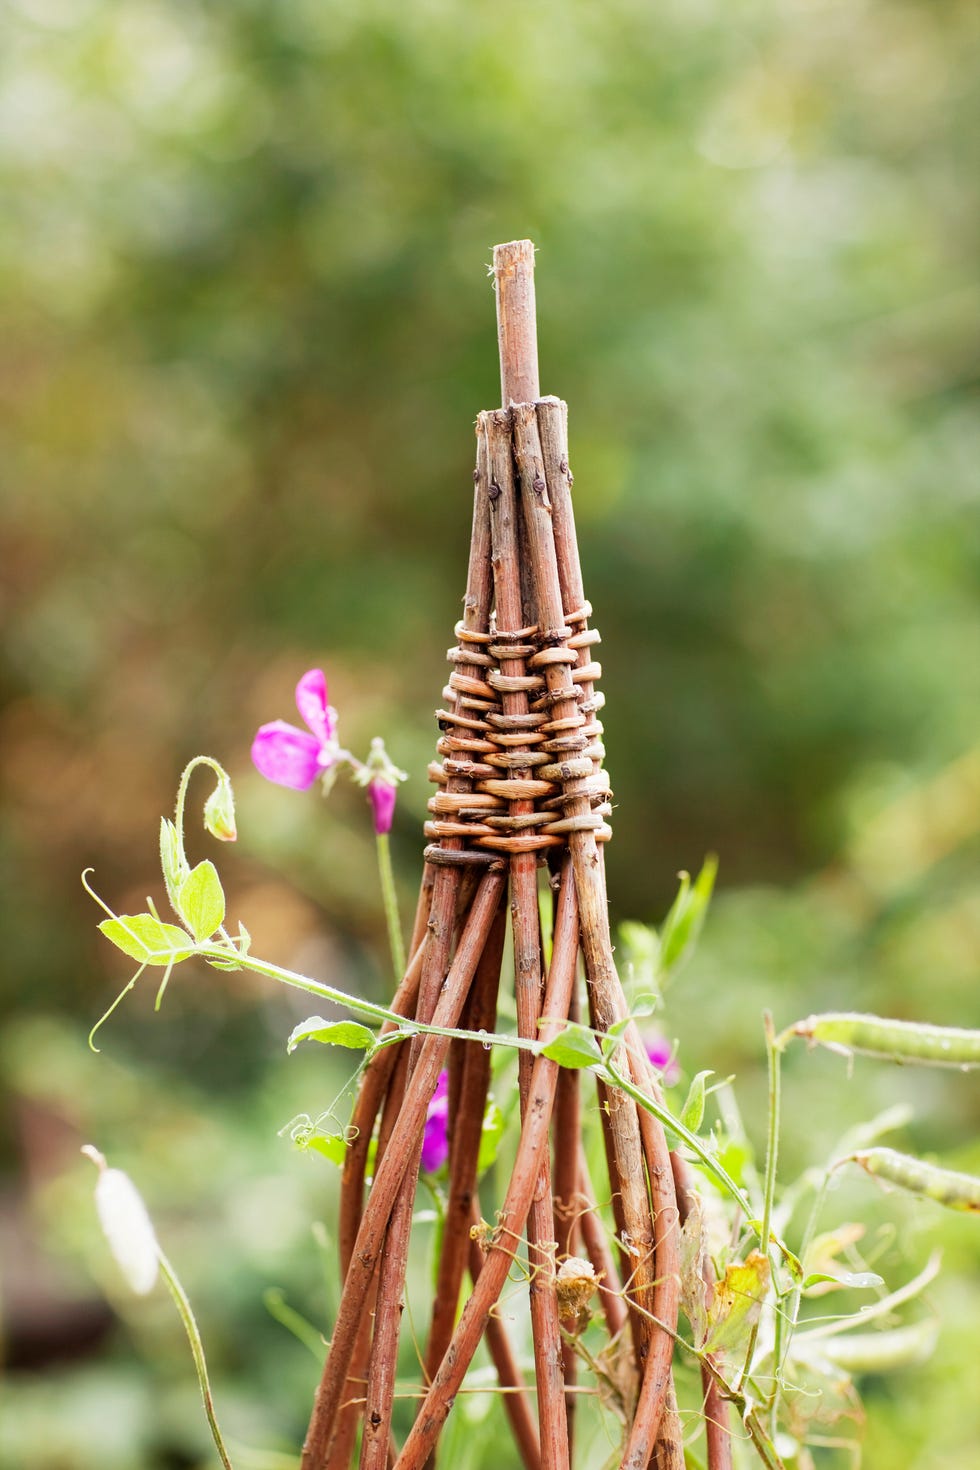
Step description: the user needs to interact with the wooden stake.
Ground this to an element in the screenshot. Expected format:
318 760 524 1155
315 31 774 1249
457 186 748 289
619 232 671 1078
425 893 507 1379
494 240 540 406
483 403 568 1470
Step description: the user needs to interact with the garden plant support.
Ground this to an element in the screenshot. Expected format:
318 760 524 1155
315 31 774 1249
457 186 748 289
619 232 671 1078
299 240 707 1470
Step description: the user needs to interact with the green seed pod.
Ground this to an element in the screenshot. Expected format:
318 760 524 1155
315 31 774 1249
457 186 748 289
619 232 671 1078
815 1318 939 1374
789 1012 980 1069
852 1148 980 1214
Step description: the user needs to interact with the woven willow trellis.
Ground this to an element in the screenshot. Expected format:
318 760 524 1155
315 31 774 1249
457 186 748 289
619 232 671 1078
300 242 729 1470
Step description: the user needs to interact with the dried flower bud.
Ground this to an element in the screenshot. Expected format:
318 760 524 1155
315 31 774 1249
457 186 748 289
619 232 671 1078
469 1218 497 1254
82 1145 159 1296
555 1255 600 1336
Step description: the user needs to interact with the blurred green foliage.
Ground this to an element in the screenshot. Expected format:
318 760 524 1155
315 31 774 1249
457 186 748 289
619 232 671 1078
1 0 977 1464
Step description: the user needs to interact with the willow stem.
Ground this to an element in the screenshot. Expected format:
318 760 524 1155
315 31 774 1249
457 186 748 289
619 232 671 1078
375 832 406 983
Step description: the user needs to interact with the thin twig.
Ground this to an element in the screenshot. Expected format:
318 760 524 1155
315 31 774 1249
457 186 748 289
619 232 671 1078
493 240 540 406
469 1199 542 1470
485 406 569 1470
425 892 507 1377
671 1153 732 1470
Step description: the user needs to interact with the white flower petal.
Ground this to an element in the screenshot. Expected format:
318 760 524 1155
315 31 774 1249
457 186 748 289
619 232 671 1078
95 1167 160 1296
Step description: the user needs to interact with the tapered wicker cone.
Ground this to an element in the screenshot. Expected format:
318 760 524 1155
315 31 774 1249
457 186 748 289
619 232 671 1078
299 242 726 1470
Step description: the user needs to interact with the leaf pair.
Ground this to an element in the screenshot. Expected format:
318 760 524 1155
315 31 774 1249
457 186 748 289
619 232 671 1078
161 816 226 941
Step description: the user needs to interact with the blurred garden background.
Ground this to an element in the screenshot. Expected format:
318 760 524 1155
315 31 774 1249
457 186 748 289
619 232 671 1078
1 0 978 1465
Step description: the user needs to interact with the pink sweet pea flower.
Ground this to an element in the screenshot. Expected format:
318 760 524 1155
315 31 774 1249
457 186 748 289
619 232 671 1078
644 1032 681 1088
421 1070 450 1173
357 736 408 835
252 670 340 790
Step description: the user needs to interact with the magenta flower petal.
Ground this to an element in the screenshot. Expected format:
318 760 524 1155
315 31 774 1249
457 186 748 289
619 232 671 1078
421 1070 450 1173
368 778 398 836
295 669 336 745
644 1033 681 1088
251 721 324 790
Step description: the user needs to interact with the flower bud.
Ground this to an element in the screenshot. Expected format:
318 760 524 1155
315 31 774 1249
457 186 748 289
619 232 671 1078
203 771 237 842
83 1146 159 1296
368 779 398 836
355 737 407 836
644 1031 681 1087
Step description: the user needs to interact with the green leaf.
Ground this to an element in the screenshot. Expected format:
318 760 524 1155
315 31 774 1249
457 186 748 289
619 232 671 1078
779 1242 805 1284
713 1136 753 1190
429 1194 447 1295
701 1249 771 1356
476 1098 505 1174
304 1133 349 1166
803 1269 884 1292
540 1021 602 1070
680 1070 712 1134
159 818 188 913
618 921 662 1003
262 1289 326 1362
287 1016 378 1055
659 855 718 977
177 860 225 942
600 1017 631 1060
98 914 196 966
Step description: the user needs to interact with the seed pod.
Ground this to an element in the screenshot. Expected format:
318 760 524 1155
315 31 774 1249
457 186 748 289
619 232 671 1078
852 1148 980 1214
789 1012 980 1069
815 1318 939 1373
555 1255 600 1335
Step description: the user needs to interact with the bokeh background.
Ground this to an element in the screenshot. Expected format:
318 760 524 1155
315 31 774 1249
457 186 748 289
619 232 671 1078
1 0 978 1465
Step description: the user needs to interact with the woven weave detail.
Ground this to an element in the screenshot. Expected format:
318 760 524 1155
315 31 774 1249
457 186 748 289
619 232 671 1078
425 601 611 858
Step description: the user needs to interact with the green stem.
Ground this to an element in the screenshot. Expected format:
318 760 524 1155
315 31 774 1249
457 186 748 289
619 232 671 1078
158 1249 234 1470
769 1167 831 1429
174 756 226 863
603 1058 753 1217
197 944 540 1057
739 1011 781 1392
375 833 406 983
620 1293 787 1470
